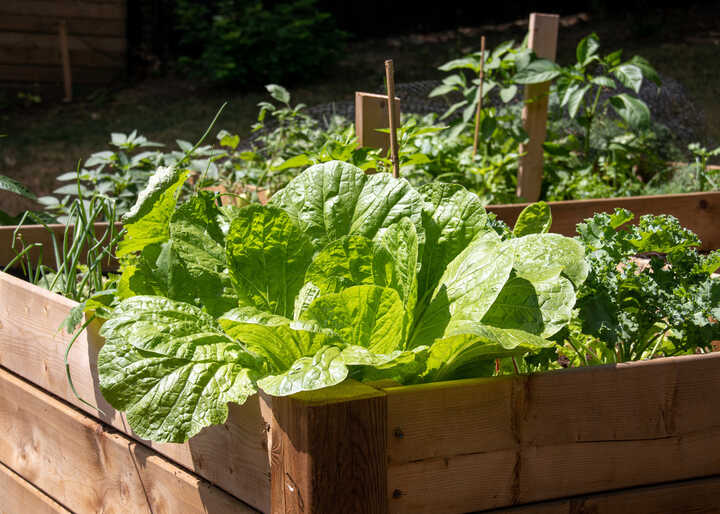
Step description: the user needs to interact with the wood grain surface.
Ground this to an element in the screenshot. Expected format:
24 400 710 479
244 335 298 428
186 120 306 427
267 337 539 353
0 367 258 514
0 271 271 512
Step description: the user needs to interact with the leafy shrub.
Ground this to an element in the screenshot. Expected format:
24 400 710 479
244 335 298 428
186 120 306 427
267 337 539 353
175 0 348 86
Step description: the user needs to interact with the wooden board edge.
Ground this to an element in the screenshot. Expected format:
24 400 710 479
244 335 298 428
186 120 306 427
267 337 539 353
481 473 720 513
0 366 261 514
0 460 71 514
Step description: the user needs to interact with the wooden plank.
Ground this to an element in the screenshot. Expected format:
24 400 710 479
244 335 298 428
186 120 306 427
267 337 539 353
0 15 125 37
485 474 720 513
0 63 122 84
270 381 388 513
0 222 122 269
0 272 271 512
0 32 126 54
59 21 72 102
0 367 258 514
356 92 401 156
487 191 720 251
516 13 559 202
0 46 123 68
384 353 720 513
0 460 70 514
0 1 125 20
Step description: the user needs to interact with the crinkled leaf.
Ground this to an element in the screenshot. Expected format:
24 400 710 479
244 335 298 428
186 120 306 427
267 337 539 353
423 322 553 382
226 204 313 317
302 285 407 354
169 192 236 316
118 167 190 257
510 233 589 288
98 296 258 442
293 282 321 320
219 307 338 374
418 182 491 302
270 161 425 253
513 202 552 237
410 233 514 347
257 346 347 396
482 274 576 338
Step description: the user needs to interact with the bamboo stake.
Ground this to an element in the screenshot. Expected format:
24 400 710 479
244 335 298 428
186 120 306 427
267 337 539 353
58 20 72 102
472 36 486 158
385 59 400 178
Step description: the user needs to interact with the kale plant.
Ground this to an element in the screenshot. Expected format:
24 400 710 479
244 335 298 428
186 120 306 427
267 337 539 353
570 209 720 363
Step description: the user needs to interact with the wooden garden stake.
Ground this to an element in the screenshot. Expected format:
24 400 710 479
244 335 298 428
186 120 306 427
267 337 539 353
58 20 72 102
385 59 400 178
516 13 559 201
472 36 486 158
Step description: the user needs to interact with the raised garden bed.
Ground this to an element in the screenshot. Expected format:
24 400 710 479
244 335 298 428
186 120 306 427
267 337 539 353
2 269 720 513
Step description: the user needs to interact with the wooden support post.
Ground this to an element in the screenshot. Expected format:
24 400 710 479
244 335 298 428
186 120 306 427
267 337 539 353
516 13 559 202
58 20 72 102
385 59 400 178
270 381 388 514
472 36 486 158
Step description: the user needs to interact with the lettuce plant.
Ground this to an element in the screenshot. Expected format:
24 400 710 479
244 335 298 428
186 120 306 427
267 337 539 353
98 161 586 442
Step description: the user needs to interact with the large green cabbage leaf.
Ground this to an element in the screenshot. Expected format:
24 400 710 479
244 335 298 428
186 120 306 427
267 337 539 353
99 160 588 443
98 296 259 442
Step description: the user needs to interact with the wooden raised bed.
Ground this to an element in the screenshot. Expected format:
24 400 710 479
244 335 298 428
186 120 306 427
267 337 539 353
2 269 720 513
487 190 720 251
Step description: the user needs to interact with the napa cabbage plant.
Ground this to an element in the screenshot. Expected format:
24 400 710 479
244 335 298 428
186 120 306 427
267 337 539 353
98 161 587 442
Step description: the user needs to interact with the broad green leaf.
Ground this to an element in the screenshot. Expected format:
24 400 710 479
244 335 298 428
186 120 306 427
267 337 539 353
98 296 258 442
610 94 650 130
118 167 190 257
258 345 347 396
590 76 616 89
168 192 236 316
410 234 514 347
513 202 552 237
423 322 552 382
438 57 479 72
304 235 386 295
429 83 457 98
270 161 425 252
510 233 589 288
0 174 36 201
576 33 600 66
293 282 321 320
219 307 337 374
226 204 314 317
567 84 591 119
377 218 419 313
266 84 290 103
482 274 576 338
513 59 562 84
629 55 661 86
499 85 518 103
418 183 492 302
613 64 643 93
342 345 428 383
272 154 312 171
302 285 407 354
